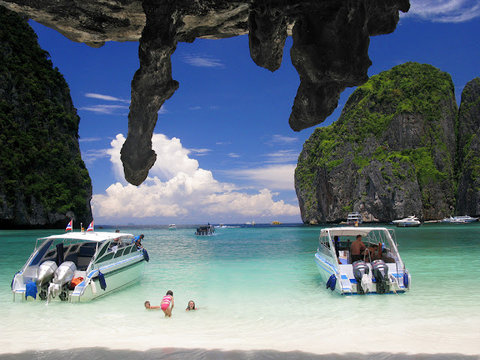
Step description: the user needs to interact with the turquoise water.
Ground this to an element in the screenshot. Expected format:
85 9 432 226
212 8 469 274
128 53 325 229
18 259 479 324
1 224 480 358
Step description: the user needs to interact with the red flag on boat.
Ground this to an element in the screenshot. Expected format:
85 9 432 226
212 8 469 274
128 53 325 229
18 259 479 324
86 221 94 232
65 220 73 232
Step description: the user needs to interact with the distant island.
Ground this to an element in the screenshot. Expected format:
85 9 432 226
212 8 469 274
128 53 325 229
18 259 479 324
295 62 480 224
0 7 92 229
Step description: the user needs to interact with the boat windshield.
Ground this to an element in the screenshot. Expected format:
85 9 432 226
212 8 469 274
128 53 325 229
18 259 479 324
319 227 402 266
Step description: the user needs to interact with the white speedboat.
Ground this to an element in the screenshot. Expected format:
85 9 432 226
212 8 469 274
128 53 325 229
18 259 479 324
168 224 176 230
442 215 478 224
392 215 421 227
453 215 478 223
11 231 149 302
314 227 410 295
346 212 363 225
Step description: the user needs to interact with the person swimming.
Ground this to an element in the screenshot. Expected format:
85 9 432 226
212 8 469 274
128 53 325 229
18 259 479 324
185 300 196 311
144 300 160 310
160 290 174 317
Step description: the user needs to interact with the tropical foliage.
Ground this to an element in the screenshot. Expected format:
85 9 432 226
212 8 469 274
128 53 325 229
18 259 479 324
0 6 92 227
296 62 458 221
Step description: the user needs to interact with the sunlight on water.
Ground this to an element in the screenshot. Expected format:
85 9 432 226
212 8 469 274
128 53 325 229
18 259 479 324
1 224 479 356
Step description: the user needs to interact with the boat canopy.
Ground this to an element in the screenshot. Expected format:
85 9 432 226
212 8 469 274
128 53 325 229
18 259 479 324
321 227 390 237
38 232 134 243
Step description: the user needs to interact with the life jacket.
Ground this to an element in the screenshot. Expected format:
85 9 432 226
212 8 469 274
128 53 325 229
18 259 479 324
69 277 84 290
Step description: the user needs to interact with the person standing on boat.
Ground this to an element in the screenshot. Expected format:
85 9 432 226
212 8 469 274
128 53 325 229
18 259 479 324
133 234 144 249
350 235 366 263
161 290 174 317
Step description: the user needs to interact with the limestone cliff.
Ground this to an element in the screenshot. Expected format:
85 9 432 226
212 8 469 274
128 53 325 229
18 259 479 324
0 0 409 185
295 62 458 223
456 78 480 216
0 7 93 229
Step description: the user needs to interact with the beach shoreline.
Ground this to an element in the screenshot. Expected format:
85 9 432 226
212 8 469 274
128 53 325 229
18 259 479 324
0 347 479 360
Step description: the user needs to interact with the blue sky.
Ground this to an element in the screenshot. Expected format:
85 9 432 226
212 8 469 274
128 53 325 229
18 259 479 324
29 0 480 225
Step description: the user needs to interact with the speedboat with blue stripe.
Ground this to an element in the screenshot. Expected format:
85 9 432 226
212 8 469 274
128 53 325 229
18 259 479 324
11 231 149 302
315 227 410 295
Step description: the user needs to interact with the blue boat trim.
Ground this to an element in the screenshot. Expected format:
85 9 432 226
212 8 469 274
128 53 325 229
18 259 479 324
314 257 335 276
87 253 143 279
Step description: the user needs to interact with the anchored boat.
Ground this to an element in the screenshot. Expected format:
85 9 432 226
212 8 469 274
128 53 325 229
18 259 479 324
441 215 478 224
195 224 215 236
11 231 149 302
392 215 421 227
346 212 363 226
315 227 410 295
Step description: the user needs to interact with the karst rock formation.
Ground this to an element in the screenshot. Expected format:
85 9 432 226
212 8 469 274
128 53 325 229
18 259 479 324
0 0 410 185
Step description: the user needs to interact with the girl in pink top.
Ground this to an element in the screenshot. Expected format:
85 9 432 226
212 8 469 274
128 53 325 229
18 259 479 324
160 290 174 317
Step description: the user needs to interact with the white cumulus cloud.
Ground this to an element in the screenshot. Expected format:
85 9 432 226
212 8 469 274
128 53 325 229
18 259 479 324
404 0 480 22
92 134 299 222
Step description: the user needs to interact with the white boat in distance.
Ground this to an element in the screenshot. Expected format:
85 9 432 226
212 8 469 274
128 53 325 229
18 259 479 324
11 231 149 302
314 227 410 295
441 215 478 224
346 212 363 225
168 224 176 230
392 215 421 227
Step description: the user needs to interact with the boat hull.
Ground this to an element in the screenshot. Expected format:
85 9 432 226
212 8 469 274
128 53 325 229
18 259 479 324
70 258 145 302
396 222 421 227
315 253 410 295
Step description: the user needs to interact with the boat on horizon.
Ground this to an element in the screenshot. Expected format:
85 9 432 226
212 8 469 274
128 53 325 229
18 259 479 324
392 215 421 227
195 224 215 236
168 224 176 230
11 231 149 302
346 212 363 226
314 227 410 295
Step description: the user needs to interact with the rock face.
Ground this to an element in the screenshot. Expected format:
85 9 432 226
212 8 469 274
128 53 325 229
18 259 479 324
295 63 458 223
0 0 409 185
0 7 93 229
456 78 480 216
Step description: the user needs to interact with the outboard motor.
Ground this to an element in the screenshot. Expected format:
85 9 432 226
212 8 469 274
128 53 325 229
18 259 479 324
372 259 389 294
36 261 58 300
353 260 371 294
47 261 76 302
37 261 58 286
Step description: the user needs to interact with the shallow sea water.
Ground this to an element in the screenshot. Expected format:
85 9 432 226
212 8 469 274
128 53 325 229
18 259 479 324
0 224 479 359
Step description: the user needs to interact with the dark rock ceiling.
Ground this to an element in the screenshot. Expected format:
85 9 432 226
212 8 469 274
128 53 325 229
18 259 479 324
0 0 410 185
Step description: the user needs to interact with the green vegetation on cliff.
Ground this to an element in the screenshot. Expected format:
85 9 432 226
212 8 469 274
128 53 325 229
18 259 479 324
0 7 92 227
295 62 457 223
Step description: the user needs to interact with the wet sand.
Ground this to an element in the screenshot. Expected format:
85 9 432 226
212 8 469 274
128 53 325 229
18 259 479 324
1 348 478 360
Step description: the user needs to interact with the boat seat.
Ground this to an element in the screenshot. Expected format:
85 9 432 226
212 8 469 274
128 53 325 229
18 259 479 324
76 256 92 270
79 245 96 257
64 253 78 263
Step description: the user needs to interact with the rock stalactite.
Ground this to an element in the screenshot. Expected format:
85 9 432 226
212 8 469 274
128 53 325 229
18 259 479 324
0 0 410 185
